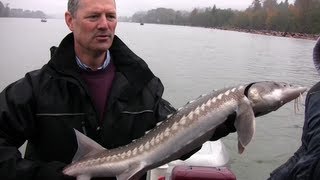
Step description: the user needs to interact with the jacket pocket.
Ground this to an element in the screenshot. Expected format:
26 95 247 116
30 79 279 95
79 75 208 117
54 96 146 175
36 113 90 135
28 113 94 162
121 110 154 115
116 109 156 141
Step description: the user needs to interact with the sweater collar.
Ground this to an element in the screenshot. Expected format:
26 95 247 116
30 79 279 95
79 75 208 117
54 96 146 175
76 50 111 71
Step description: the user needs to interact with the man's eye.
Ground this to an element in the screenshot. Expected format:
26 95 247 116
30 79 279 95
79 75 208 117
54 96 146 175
88 15 99 20
107 15 116 21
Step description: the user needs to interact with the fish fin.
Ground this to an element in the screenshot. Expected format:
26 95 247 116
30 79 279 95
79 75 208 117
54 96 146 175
77 174 91 180
167 113 174 119
156 121 163 126
116 162 146 180
234 98 256 154
238 140 245 154
73 128 105 162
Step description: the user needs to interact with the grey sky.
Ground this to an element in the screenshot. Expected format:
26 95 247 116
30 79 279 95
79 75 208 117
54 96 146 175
2 0 293 17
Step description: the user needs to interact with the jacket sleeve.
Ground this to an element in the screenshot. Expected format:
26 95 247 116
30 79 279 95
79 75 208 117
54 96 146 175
268 89 320 180
288 90 320 179
0 76 73 180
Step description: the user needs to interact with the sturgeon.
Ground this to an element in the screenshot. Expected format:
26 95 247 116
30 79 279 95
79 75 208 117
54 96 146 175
63 81 307 180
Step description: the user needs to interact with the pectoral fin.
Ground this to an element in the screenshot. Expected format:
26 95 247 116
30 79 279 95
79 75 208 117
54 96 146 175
77 175 91 180
234 98 256 154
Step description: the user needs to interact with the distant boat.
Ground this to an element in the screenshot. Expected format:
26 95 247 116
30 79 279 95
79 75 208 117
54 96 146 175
41 18 47 22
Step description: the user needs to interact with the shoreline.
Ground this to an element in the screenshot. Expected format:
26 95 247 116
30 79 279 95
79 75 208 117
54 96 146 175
216 27 319 41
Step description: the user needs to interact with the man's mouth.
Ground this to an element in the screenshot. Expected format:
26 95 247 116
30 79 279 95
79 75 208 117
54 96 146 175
95 34 111 41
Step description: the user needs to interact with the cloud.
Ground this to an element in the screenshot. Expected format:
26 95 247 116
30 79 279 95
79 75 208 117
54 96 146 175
116 0 253 16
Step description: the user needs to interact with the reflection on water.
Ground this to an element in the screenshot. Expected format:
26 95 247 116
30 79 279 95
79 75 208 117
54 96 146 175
0 18 318 180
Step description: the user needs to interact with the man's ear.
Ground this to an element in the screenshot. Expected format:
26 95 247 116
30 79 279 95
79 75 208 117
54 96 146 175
65 11 74 31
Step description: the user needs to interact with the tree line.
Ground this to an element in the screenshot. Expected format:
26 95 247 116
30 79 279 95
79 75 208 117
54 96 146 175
129 0 320 35
0 1 46 18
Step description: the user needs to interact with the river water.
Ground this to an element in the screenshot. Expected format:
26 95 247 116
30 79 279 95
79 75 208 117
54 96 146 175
0 18 319 180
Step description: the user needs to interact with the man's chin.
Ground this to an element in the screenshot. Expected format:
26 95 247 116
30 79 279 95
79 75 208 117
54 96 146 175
93 44 112 52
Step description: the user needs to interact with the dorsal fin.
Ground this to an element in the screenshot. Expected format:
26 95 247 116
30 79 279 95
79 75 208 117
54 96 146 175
72 129 105 162
156 121 163 126
166 114 173 119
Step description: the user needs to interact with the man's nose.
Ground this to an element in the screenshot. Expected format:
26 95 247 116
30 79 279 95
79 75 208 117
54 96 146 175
97 16 109 30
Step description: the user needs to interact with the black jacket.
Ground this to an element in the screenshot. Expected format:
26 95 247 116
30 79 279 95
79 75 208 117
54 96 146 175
0 33 177 180
268 82 320 180
0 33 234 180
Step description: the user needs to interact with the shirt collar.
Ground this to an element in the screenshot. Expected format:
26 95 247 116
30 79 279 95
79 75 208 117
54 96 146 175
76 50 111 71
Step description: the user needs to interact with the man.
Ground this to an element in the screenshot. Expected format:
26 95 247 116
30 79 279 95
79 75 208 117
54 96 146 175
268 38 320 180
0 0 235 179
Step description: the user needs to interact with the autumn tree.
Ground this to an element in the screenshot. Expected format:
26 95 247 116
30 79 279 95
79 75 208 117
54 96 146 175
251 0 262 11
129 0 320 34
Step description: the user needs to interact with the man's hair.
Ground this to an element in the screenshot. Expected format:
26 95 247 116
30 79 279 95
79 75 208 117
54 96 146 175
68 0 116 17
68 0 80 17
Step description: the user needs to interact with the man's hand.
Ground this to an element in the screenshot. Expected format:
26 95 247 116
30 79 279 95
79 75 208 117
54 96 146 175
36 161 75 180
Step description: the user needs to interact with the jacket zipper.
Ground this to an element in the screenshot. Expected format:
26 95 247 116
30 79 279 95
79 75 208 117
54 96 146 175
47 70 100 125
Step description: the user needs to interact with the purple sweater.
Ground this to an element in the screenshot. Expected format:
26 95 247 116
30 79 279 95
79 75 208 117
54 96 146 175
80 62 116 122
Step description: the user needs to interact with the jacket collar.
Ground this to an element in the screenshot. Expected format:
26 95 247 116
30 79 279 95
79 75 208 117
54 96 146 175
48 33 155 91
110 35 155 91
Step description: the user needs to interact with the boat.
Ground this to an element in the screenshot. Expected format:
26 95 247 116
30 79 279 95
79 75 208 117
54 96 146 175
41 18 47 22
147 140 236 180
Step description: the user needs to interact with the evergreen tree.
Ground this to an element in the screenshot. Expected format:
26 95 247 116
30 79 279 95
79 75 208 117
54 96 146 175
0 1 4 17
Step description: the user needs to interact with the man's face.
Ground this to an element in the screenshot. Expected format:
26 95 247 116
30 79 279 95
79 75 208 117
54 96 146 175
65 0 117 54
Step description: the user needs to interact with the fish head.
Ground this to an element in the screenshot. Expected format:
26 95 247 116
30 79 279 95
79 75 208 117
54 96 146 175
246 81 307 117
